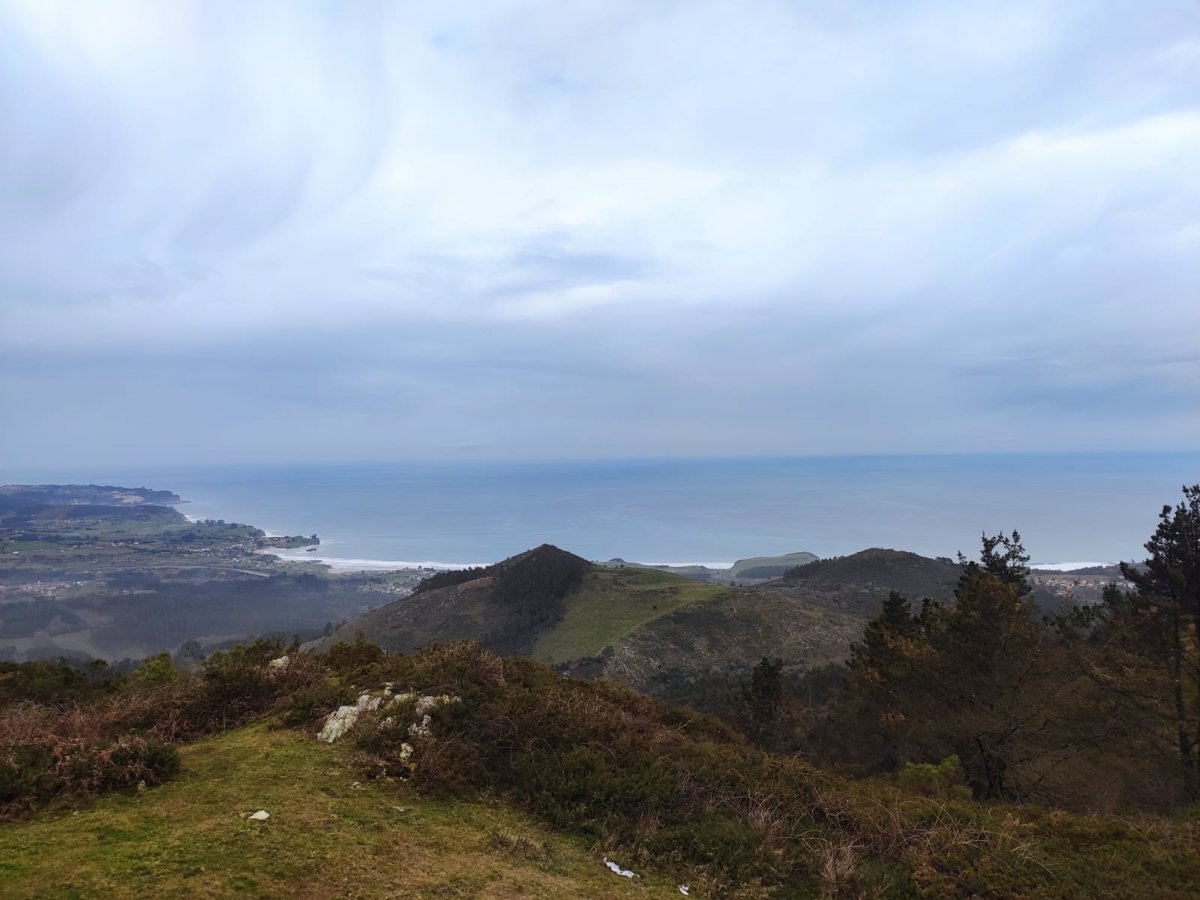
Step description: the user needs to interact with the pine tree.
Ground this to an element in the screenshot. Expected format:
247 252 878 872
1106 485 1200 800
736 657 786 750
838 533 1080 800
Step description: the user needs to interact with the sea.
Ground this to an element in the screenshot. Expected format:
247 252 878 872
4 453 1196 569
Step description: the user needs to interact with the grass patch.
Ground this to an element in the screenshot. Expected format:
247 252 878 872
0 722 683 899
533 568 727 664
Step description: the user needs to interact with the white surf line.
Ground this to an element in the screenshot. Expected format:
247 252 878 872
268 551 486 570
1030 561 1116 571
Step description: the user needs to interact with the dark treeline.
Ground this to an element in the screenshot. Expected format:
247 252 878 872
415 566 491 592
412 545 589 656
488 545 589 655
736 485 1200 812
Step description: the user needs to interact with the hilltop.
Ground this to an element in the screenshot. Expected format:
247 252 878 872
763 548 963 616
323 543 590 657
764 548 1131 617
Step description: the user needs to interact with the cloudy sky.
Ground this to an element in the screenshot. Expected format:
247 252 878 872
1 0 1197 467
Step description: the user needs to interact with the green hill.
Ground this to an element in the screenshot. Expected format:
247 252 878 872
765 547 963 616
598 550 819 584
532 566 726 664
330 550 866 707
728 551 819 579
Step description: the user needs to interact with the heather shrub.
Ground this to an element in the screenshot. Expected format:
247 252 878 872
346 641 830 888
0 638 324 817
897 755 971 800
339 640 1174 896
320 635 386 679
125 652 179 686
0 659 110 706
279 675 357 731
185 638 324 734
0 725 179 818
191 639 288 730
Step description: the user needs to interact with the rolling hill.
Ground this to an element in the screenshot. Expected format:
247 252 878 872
598 550 819 584
324 545 866 706
763 547 964 616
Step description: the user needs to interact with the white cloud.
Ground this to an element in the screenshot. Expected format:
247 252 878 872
1 0 1197 464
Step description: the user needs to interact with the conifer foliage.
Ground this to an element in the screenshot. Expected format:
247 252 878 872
834 532 1081 801
1093 485 1200 801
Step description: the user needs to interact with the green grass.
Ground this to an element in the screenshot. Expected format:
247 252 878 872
533 568 727 664
0 722 684 899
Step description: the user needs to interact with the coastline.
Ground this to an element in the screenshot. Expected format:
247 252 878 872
265 550 1120 576
1029 561 1114 571
259 548 747 573
261 549 484 573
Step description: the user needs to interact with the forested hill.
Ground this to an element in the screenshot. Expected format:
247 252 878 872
764 547 963 615
324 544 591 657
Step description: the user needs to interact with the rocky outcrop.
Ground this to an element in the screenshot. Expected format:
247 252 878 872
317 686 460 744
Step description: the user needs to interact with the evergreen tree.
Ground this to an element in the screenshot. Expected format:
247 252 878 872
1100 485 1200 800
736 657 786 750
836 533 1082 800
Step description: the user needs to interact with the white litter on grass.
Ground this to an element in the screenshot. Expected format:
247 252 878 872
248 810 270 821
603 857 635 879
679 886 691 896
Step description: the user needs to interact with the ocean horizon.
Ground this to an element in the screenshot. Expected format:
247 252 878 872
3 452 1196 568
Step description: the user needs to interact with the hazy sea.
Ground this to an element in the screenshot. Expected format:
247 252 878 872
5 453 1196 568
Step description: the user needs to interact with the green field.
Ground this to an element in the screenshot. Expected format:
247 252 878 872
0 723 681 899
533 567 727 664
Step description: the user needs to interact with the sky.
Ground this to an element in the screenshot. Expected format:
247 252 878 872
1 0 1198 468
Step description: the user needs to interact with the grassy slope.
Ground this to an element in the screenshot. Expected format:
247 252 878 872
728 552 817 577
533 567 727 664
0 723 681 899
